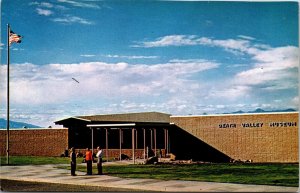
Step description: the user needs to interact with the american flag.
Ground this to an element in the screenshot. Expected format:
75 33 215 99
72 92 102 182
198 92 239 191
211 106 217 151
9 30 22 45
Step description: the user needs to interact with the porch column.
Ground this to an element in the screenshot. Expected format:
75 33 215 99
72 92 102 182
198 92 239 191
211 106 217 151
150 129 153 149
90 127 93 153
119 128 122 161
164 128 167 157
132 128 135 164
164 128 166 150
166 128 169 154
135 129 138 149
143 128 146 160
154 128 157 157
105 128 108 162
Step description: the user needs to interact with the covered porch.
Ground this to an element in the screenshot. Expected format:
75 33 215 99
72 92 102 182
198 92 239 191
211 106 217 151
87 122 171 163
54 112 172 163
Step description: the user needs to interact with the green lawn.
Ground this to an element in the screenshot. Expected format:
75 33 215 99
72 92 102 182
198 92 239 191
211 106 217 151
71 163 298 187
1 156 298 187
0 156 70 165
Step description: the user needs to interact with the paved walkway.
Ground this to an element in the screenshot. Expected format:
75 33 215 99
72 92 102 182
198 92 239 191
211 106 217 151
0 162 298 192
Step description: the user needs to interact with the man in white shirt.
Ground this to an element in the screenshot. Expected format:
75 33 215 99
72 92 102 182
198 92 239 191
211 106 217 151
96 146 103 175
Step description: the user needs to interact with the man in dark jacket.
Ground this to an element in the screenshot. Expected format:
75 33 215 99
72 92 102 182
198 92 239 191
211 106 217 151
70 147 76 176
96 146 103 175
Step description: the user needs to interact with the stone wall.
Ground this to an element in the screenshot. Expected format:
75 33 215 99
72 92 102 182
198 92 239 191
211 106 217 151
0 129 68 157
170 112 298 163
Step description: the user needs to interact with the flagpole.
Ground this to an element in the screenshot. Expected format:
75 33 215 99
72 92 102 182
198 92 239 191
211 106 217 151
7 23 10 165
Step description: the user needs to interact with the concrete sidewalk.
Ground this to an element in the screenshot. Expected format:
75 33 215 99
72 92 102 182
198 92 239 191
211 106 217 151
0 164 298 192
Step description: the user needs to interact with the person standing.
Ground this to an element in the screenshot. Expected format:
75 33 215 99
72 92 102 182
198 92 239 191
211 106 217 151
96 146 103 175
85 148 93 175
70 147 76 176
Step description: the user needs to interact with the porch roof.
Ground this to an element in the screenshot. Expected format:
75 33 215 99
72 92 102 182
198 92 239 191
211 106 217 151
55 112 171 126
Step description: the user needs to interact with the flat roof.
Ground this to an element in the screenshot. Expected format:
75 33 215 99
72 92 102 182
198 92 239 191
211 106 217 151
55 111 298 126
55 112 170 125
55 116 91 123
79 112 170 123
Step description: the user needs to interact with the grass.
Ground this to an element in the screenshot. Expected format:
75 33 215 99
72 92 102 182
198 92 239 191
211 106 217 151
1 156 298 187
0 156 114 165
0 156 70 165
68 163 299 187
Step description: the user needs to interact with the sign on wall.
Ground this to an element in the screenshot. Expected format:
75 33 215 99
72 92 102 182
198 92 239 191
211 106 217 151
218 122 297 129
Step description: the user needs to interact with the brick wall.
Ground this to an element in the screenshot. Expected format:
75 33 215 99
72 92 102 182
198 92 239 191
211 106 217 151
171 112 299 163
0 129 68 157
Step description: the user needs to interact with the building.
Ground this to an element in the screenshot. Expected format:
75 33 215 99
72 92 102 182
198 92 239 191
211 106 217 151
171 112 298 163
0 111 298 163
54 112 171 161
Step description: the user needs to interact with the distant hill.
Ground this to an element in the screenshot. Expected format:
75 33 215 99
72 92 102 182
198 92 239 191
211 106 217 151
0 118 41 129
226 108 297 114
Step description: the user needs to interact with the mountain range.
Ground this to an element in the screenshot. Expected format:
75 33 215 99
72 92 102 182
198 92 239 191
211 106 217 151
0 118 41 129
227 108 297 114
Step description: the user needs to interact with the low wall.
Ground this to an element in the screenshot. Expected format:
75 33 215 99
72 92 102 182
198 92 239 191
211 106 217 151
75 148 166 159
0 129 68 157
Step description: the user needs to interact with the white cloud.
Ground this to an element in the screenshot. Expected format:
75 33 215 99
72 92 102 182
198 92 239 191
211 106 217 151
132 35 199 47
30 1 68 10
52 15 94 25
253 46 298 65
208 85 251 100
104 54 158 59
212 45 298 100
210 38 253 55
36 8 53 16
31 2 54 15
55 5 69 10
12 48 25 51
0 60 218 106
234 46 298 89
29 2 39 6
30 1 69 17
0 55 296 126
133 35 261 55
57 0 101 9
1 58 219 126
40 2 54 8
30 0 94 24
238 35 255 40
138 35 298 97
80 54 96 57
107 99 196 116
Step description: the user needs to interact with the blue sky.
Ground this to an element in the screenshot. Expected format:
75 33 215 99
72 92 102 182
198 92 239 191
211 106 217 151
0 0 299 127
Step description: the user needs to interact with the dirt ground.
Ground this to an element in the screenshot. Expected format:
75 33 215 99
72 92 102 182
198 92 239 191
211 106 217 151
0 179 144 192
